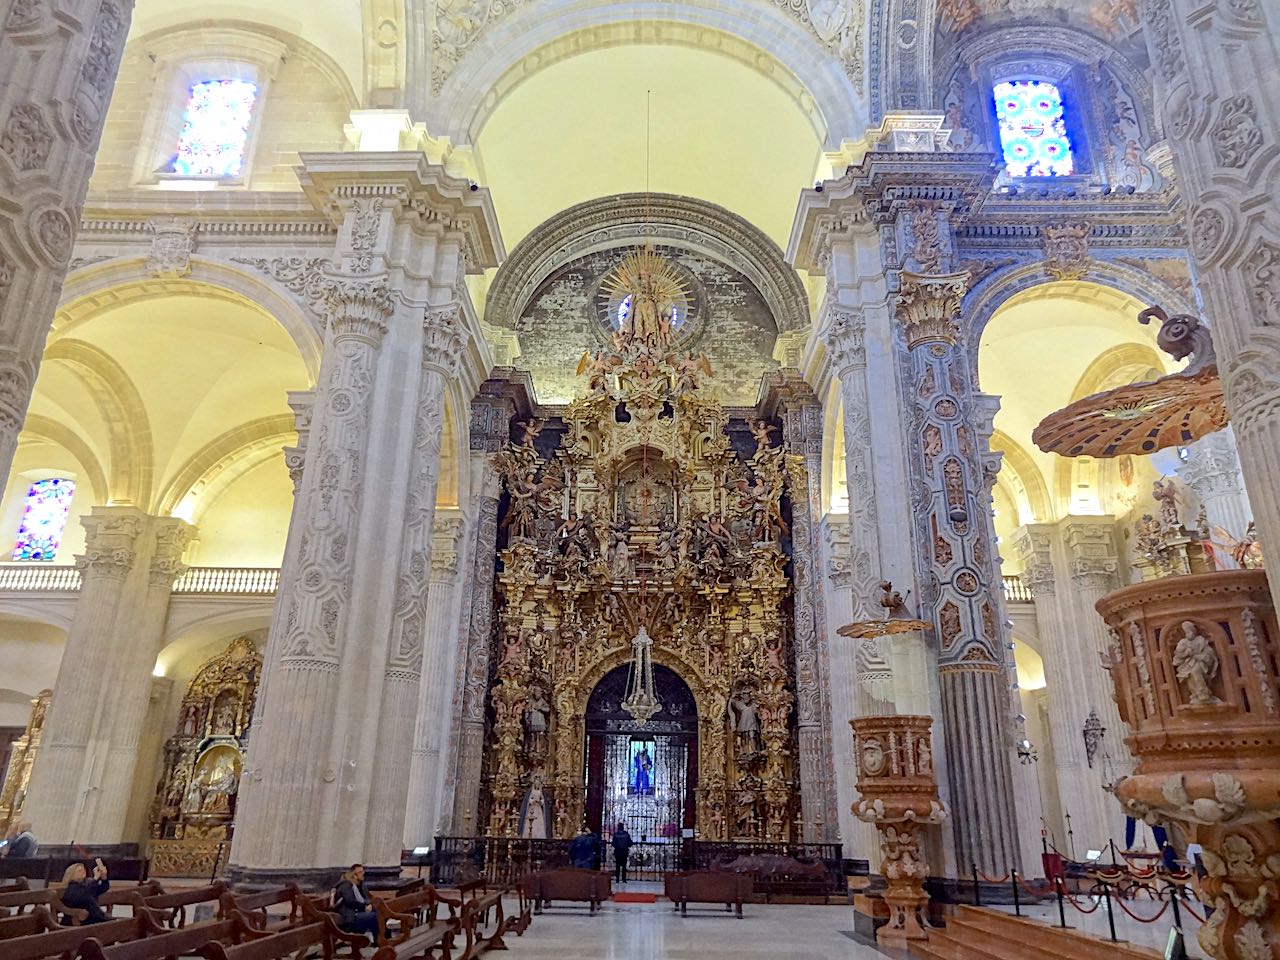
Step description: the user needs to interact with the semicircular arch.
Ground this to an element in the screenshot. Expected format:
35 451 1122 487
423 5 862 148
989 428 1051 524
157 414 297 520
56 259 323 381
487 193 810 333
18 415 111 506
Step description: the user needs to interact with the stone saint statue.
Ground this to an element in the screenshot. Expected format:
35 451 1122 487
519 774 550 839
1172 620 1220 706
727 692 761 753
525 689 550 755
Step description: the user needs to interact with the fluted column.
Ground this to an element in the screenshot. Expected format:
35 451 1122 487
0 0 134 485
23 508 192 842
1138 0 1280 616
1179 426 1253 560
363 307 466 864
449 390 514 834
402 512 466 849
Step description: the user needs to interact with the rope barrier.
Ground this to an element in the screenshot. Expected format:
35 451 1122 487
1061 889 1103 914
1113 895 1171 923
1179 898 1207 924
977 869 1011 884
1017 876 1055 898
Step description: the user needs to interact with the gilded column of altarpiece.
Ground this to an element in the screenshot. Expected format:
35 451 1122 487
476 308 808 842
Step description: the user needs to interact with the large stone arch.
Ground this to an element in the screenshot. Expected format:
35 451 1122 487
42 339 154 509
156 414 297 520
417 1 865 148
989 428 1051 524
486 193 810 333
18 415 110 506
55 259 324 381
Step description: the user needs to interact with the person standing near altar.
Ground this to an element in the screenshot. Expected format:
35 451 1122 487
611 822 633 884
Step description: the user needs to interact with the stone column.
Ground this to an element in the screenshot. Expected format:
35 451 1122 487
1180 426 1254 561
362 306 466 865
899 271 1020 874
229 154 502 883
448 388 515 834
402 512 466 849
0 0 134 485
1138 1 1280 617
1012 524 1117 857
23 507 192 842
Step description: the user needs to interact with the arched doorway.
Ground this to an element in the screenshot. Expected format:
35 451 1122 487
584 664 697 877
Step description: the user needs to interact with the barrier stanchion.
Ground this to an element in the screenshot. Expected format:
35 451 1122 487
1011 868 1021 917
1102 882 1119 942
972 863 981 907
1168 882 1183 931
1054 877 1068 929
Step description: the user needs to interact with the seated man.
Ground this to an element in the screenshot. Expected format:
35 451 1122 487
0 821 37 858
335 864 379 939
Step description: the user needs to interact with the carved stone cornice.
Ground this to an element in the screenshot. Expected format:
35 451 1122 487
489 193 809 333
894 271 968 348
469 371 534 453
422 304 466 375
296 153 504 272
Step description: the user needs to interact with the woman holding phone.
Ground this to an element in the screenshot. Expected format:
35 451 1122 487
61 858 110 923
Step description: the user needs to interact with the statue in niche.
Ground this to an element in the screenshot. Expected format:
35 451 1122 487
525 688 551 757
519 773 551 839
179 705 200 739
1172 621 1220 706
209 691 237 736
608 523 634 581
727 691 761 755
503 471 559 541
1152 477 1181 527
748 419 779 457
736 472 788 543
652 533 676 575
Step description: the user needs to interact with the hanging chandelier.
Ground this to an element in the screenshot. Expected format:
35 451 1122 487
622 623 661 724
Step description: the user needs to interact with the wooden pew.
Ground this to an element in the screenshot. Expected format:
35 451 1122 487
3 908 165 960
96 881 165 919
76 916 242 960
197 920 329 960
454 879 516 956
218 885 305 932
0 904 64 940
526 868 610 916
664 870 752 918
0 886 88 923
0 876 29 917
141 881 225 928
299 895 382 958
369 884 458 959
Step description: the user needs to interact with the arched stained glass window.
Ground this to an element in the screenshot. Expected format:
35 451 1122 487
12 478 75 562
993 80 1075 178
172 79 258 178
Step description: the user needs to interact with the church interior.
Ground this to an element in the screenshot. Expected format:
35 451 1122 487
0 1 1278 958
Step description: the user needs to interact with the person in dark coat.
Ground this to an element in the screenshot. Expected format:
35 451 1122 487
611 822 633 884
568 828 597 869
334 864 379 938
61 860 110 924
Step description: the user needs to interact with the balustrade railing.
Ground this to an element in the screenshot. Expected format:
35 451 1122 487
0 564 280 596
1002 574 1033 603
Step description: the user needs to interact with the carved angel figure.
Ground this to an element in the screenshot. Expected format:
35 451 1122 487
502 471 559 541
670 352 712 396
1172 621 1220 706
748 419 779 455
516 418 546 448
1152 477 1181 528
576 349 621 394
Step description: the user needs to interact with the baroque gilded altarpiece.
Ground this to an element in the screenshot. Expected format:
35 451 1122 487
477 260 818 842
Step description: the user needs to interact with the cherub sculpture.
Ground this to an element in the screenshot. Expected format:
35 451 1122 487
670 352 713 396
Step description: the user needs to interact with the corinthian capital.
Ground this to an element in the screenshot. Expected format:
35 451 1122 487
822 309 867 373
422 304 467 375
324 277 393 344
894 271 968 349
77 507 146 580
149 518 195 587
0 349 34 436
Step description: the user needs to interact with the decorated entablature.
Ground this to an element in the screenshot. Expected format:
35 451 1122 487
147 636 262 877
481 246 804 842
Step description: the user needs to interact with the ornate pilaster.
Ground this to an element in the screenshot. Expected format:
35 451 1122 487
1180 427 1254 561
362 307 465 864
766 376 840 842
24 509 192 842
449 386 518 834
1138 0 1280 617
283 390 316 496
0 0 134 486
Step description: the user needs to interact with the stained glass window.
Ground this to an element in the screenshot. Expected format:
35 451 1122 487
172 79 258 178
993 80 1075 178
12 478 75 562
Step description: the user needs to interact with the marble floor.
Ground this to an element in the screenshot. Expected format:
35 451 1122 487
507 897 895 960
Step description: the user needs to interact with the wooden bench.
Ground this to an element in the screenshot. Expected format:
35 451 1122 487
368 886 457 960
526 868 610 916
197 920 330 960
76 916 242 960
0 904 66 940
218 885 305 933
0 886 88 924
0 876 29 916
664 871 752 918
3 909 165 960
141 881 225 928
95 881 165 919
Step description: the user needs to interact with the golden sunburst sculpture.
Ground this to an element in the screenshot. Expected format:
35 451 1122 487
600 246 691 353
1032 306 1227 458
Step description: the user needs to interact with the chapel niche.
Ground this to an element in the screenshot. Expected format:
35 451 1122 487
147 636 262 877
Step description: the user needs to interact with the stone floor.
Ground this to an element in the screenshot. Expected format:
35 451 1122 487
509 895 895 960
